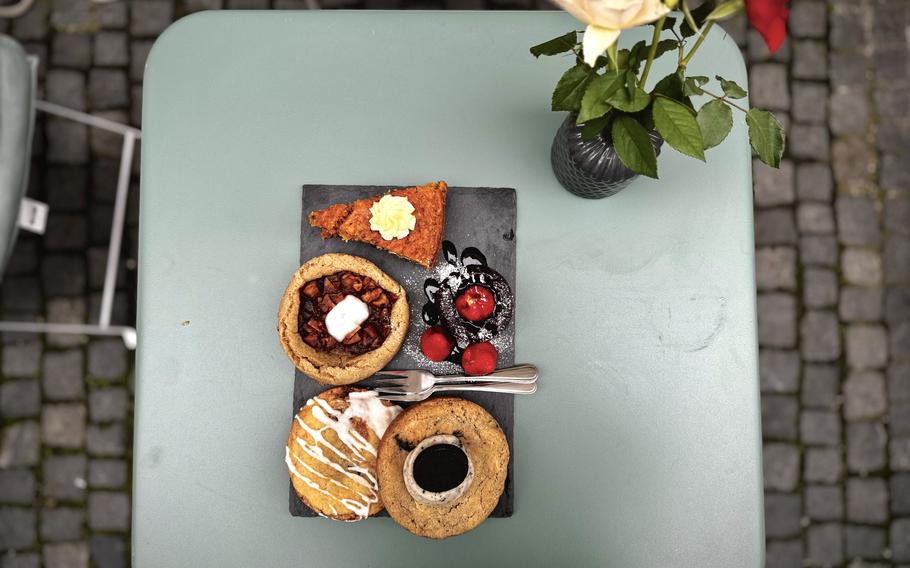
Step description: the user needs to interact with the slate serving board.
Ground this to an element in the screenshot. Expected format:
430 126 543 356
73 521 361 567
290 184 517 519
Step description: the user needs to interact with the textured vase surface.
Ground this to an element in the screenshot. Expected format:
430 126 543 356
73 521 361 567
551 113 664 199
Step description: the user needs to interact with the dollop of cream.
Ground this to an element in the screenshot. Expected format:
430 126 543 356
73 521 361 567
347 391 402 437
369 195 416 241
325 295 370 342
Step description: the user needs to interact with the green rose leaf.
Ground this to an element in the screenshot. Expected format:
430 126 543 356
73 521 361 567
681 0 716 37
653 97 706 160
577 71 624 123
612 115 658 178
608 80 651 112
648 15 678 30
654 39 679 59
706 0 744 21
530 31 578 57
715 75 748 99
552 65 594 112
746 108 785 167
580 115 611 142
683 75 709 96
696 99 733 149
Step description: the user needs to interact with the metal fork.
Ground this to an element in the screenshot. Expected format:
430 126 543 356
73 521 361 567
376 381 538 402
368 364 538 393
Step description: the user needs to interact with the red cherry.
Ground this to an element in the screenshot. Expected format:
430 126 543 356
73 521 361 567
461 342 498 376
420 327 454 362
454 286 496 322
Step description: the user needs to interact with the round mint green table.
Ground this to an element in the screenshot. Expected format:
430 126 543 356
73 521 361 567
135 11 763 567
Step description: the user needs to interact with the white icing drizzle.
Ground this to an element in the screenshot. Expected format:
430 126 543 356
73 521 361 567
285 391 401 520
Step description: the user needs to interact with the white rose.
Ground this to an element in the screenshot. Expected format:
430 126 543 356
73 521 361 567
552 0 671 67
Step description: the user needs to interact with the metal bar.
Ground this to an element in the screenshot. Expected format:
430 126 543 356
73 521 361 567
35 100 142 138
0 0 36 18
98 131 136 328
0 321 129 337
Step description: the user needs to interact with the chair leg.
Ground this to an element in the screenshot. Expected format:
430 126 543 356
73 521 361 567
0 101 140 349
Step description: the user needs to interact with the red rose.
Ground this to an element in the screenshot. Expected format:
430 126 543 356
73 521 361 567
746 0 790 53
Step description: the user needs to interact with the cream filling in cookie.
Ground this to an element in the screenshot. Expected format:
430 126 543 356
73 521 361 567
402 435 474 505
324 295 370 342
286 391 401 520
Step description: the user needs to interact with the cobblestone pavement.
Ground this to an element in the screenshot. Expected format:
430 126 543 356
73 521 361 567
0 0 907 567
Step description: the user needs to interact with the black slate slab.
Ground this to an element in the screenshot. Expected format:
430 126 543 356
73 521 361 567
290 184 517 519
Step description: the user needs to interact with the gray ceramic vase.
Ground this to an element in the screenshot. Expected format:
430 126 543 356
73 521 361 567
551 113 664 199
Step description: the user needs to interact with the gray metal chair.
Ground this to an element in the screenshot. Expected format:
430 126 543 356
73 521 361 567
0 33 139 348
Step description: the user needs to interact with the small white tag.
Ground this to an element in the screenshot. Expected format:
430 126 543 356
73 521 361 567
18 198 49 234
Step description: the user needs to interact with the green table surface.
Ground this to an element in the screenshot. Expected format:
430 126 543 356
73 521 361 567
136 10 763 567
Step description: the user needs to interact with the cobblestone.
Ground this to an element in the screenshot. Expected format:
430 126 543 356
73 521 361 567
764 443 801 491
790 1 827 38
46 298 88 348
93 32 128 67
756 247 797 291
46 70 87 111
797 203 835 235
88 388 129 423
130 1 174 37
0 507 37 550
42 350 85 401
801 364 839 409
808 523 844 566
765 492 803 537
3 339 41 377
0 421 40 468
796 162 833 202
806 484 843 521
845 325 889 369
88 492 130 532
51 33 91 70
801 311 841 362
892 439 910 471
88 459 127 489
892 518 910 563
0 470 36 505
793 40 828 80
87 339 128 380
803 268 838 308
41 404 86 449
832 136 875 192
758 293 798 348
805 447 843 484
42 455 86 502
843 371 887 421
760 349 800 393
791 82 828 124
762 395 799 440
0 380 41 419
846 421 887 473
90 535 126 568
885 287 910 322
892 474 910 515
748 64 790 109
766 539 803 568
840 287 883 322
846 477 889 524
86 424 124 457
837 197 882 247
789 124 830 161
88 69 130 110
42 254 86 297
885 236 910 285
756 209 798 245
830 88 869 135
40 507 84 542
753 160 794 207
841 247 882 286
845 525 886 560
42 542 88 568
801 409 841 446
46 119 89 165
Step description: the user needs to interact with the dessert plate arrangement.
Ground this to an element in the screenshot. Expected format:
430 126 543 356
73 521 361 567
279 182 526 539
